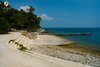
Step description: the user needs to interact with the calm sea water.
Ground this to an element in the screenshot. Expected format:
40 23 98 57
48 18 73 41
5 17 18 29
45 28 100 50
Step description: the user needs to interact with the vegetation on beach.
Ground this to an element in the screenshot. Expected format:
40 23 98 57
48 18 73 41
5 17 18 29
18 44 28 51
0 1 41 34
9 39 28 51
8 39 15 43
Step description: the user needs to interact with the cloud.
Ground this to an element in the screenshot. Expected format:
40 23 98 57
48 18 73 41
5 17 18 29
40 14 53 21
19 6 30 12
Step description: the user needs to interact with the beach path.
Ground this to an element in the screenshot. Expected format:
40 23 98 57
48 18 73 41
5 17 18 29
0 32 91 67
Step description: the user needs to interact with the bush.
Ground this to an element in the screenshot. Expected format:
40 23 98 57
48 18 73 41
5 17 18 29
0 17 11 34
18 44 28 51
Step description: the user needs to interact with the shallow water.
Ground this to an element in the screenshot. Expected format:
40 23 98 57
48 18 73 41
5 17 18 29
45 28 100 50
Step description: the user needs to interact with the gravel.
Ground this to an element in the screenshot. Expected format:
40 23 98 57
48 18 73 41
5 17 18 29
31 45 100 67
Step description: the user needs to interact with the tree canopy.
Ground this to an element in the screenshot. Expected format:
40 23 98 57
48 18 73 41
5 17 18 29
0 1 41 34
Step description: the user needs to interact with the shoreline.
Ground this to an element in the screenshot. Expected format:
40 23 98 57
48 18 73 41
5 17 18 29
0 32 91 67
8 32 100 67
31 45 100 67
65 37 100 51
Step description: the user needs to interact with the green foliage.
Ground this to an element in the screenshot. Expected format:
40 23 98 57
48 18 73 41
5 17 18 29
8 39 15 43
15 42 19 46
0 17 10 34
8 39 28 51
18 44 28 51
0 1 41 34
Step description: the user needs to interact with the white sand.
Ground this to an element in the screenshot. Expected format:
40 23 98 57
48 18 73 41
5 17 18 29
0 32 91 67
31 34 72 45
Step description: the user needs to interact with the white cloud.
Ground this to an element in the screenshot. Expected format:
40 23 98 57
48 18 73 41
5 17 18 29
40 14 53 21
19 6 30 12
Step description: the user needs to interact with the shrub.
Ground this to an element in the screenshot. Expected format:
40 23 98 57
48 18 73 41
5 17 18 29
18 44 28 51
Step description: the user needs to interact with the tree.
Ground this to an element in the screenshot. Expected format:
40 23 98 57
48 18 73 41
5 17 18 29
0 1 41 34
0 17 10 34
29 6 35 13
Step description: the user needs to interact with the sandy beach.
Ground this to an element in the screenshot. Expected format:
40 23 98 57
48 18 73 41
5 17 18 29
31 45 100 67
0 32 92 67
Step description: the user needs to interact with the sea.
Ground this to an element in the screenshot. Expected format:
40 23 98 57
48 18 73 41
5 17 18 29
44 28 100 50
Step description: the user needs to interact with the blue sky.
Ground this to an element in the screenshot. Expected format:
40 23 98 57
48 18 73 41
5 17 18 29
4 0 100 28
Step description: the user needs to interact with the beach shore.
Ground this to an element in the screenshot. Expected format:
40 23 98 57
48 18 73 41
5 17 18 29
0 32 92 67
31 45 100 67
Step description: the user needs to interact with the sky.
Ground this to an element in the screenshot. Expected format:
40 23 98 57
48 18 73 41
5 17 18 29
3 0 100 28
